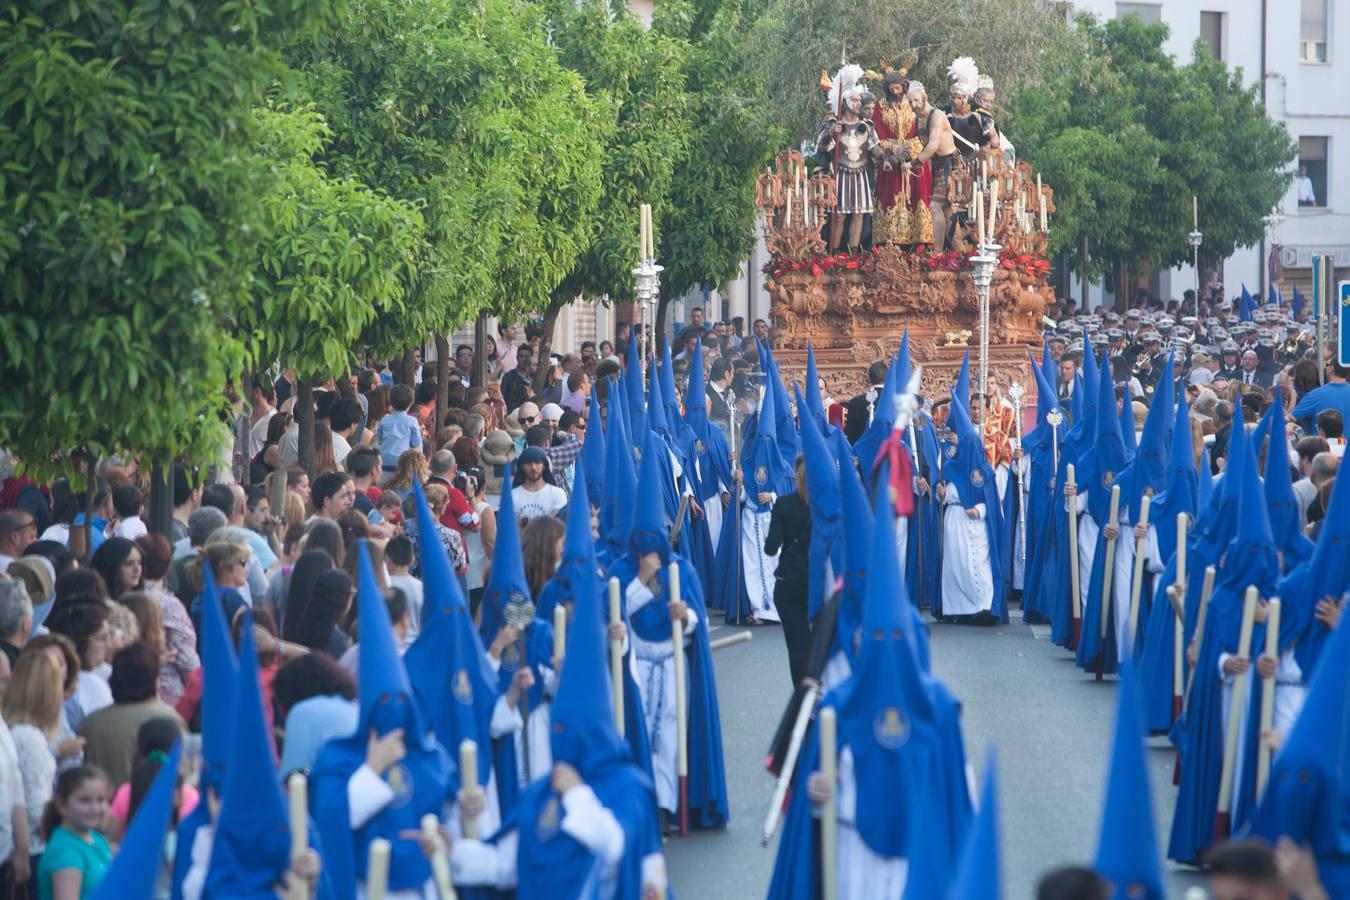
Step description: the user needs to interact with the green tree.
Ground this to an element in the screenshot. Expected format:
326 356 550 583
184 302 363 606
1006 14 1295 299
242 104 424 470
533 0 688 374
654 0 783 329
293 0 608 401
0 0 342 482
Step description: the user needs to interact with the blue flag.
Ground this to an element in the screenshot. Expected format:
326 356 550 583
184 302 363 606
1240 285 1256 321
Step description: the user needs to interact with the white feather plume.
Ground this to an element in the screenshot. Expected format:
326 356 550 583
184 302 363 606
947 56 980 95
827 63 865 113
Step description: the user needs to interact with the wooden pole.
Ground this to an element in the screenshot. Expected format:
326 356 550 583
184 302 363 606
421 814 458 900
609 577 625 737
459 740 479 839
288 773 309 900
1183 566 1217 714
670 562 689 837
1097 484 1122 680
553 605 567 664
1215 586 1258 841
1127 494 1152 649
819 706 838 900
1067 464 1082 648
1256 598 1281 799
1173 514 1188 723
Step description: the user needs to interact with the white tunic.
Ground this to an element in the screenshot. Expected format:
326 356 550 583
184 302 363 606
825 746 907 899
939 487 994 617
627 578 699 814
742 495 780 622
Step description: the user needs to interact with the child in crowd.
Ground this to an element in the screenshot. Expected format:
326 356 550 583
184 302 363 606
37 766 112 900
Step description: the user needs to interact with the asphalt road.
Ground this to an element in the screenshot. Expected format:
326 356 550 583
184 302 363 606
666 614 1206 899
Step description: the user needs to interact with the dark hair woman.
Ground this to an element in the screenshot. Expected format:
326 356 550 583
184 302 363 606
284 568 353 659
281 549 334 636
90 537 143 599
45 600 114 731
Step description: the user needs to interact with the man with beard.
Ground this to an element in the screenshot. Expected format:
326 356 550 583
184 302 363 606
871 67 930 245
899 81 959 251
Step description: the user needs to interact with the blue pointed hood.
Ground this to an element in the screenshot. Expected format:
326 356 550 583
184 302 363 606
1030 354 1059 424
1118 355 1173 519
1286 447 1350 605
581 387 606 507
1152 385 1197 557
952 752 1003 900
624 336 647 443
197 564 237 796
404 481 497 791
647 359 671 438
550 485 628 775
631 429 674 564
795 381 841 528
1093 663 1165 899
660 343 682 428
742 371 792 511
1080 351 1127 524
604 389 639 553
803 344 826 428
1041 335 1054 381
764 345 800 465
943 393 996 512
1219 417 1279 595
895 328 913 394
833 462 936 857
853 355 898 470
555 455 596 599
206 615 291 896
1262 388 1311 562
836 453 873 662
685 339 712 442
952 350 971 409
479 473 531 642
354 540 428 743
1077 343 1101 441
92 742 181 900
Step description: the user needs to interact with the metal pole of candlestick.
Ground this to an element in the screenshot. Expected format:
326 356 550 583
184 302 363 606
971 243 1000 429
632 259 664 386
1189 228 1203 304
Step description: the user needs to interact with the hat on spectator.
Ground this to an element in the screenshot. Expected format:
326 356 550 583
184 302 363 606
540 402 563 422
480 429 518 467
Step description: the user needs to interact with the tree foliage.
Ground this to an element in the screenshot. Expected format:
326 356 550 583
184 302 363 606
242 104 424 381
292 0 609 356
1006 14 1296 282
743 0 1070 143
655 0 783 301
0 0 341 478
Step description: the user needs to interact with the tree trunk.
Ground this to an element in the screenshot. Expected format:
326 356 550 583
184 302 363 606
435 333 451 438
296 378 315 478
72 453 95 562
473 316 489 388
1080 235 1089 311
147 462 175 538
655 293 672 357
396 349 416 387
533 295 568 394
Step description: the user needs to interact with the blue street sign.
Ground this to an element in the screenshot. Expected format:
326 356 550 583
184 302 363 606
1339 280 1350 367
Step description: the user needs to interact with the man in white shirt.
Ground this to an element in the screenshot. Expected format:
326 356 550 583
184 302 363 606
1296 165 1317 206
511 448 568 521
247 381 277 460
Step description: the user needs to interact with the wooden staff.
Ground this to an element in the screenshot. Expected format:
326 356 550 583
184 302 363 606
366 837 391 900
670 562 689 837
420 813 458 900
553 605 567 664
1172 514 1189 723
1183 566 1217 715
1067 464 1082 648
1215 586 1258 841
459 739 479 839
819 706 838 900
609 577 625 737
1097 484 1122 681
1256 598 1282 799
1127 494 1152 649
288 773 309 900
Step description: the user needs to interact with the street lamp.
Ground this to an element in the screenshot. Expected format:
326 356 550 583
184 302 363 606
1188 227 1203 301
970 241 1001 428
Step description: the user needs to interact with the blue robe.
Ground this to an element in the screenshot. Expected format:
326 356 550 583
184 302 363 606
609 554 729 830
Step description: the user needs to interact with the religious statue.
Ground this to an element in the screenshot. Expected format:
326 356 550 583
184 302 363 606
815 64 885 253
897 80 960 252
866 61 932 246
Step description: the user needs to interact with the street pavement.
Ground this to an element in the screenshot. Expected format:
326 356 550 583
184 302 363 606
667 614 1206 898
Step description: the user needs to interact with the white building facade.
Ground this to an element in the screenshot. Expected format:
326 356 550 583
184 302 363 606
1067 0 1350 307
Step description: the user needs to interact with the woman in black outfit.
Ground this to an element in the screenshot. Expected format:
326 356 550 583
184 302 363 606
764 455 813 689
